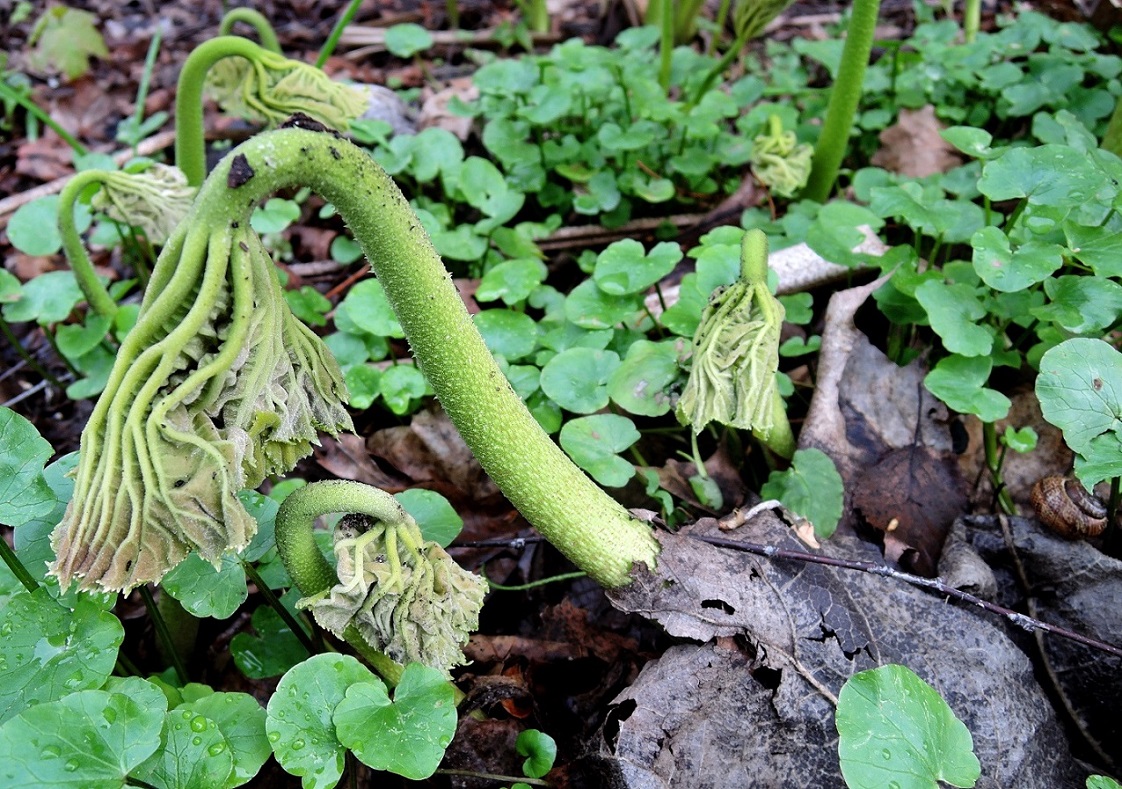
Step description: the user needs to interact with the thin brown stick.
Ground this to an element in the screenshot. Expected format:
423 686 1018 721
690 533 1122 659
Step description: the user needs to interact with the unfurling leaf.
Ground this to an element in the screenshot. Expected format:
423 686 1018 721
300 510 487 676
50 214 352 593
90 164 196 244
749 115 813 198
206 50 368 130
676 230 788 452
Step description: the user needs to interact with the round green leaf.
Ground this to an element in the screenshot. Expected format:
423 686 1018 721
338 279 405 338
384 23 433 57
133 709 234 789
380 364 428 415
230 603 310 680
179 693 269 788
476 258 548 305
162 553 248 620
559 414 639 487
474 309 539 361
914 280 993 357
395 488 463 547
250 197 300 234
593 239 682 296
266 653 377 789
607 339 682 416
516 729 557 778
7 195 89 256
329 234 363 264
1034 275 1122 335
925 355 1011 422
970 227 1063 292
0 407 56 526
837 664 981 789
334 664 457 780
0 677 166 788
564 279 643 330
1036 338 1122 457
759 448 844 539
978 144 1113 210
56 314 113 360
344 363 382 410
539 348 620 413
0 589 125 724
2 270 84 325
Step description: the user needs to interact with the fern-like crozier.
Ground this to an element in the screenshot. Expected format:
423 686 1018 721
50 207 352 592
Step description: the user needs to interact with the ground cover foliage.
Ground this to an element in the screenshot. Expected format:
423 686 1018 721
1 0 1121 786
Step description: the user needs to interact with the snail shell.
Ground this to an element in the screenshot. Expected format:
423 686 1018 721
1030 476 1108 539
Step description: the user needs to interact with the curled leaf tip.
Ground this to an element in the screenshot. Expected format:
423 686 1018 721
91 164 196 244
301 512 487 676
50 209 351 593
750 114 814 198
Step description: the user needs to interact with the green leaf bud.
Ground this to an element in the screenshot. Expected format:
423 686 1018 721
750 115 814 198
90 164 196 244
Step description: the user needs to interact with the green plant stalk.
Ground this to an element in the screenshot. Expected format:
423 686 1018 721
241 559 319 655
59 171 122 320
155 590 198 671
218 8 282 53
982 421 1014 515
522 0 550 34
316 0 364 67
139 585 188 684
685 27 751 112
658 0 674 92
800 0 882 203
0 315 63 390
207 128 659 588
174 36 278 186
0 81 88 156
129 25 163 155
0 537 40 594
962 0 980 43
708 0 733 56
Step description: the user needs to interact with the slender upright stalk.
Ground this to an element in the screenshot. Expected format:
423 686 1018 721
1102 97 1122 157
962 0 980 43
316 0 364 67
190 128 660 588
800 0 882 203
59 172 122 320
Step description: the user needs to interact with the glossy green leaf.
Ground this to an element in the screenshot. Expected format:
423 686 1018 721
334 664 457 780
559 414 639 487
759 448 843 539
978 145 1113 213
0 677 165 788
1033 275 1122 335
539 347 620 413
395 489 463 548
0 407 56 526
162 553 248 620
266 653 377 789
0 589 124 724
250 197 301 234
132 708 235 789
1089 775 1122 789
476 258 548 305
230 597 311 679
474 309 539 361
284 286 332 328
564 279 643 329
914 281 993 357
178 693 269 788
239 490 280 563
7 196 88 256
607 339 682 416
516 729 557 779
2 270 84 325
380 364 428 415
1036 338 1122 460
338 279 405 338
836 664 980 789
925 355 1011 422
56 315 113 360
970 227 1062 292
593 239 682 296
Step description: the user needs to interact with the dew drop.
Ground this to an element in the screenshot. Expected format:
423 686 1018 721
0 622 13 637
291 738 306 751
41 745 61 759
889 782 901 789
881 748 892 761
208 742 226 757
268 732 281 743
190 715 208 732
102 707 117 724
64 759 79 772
192 736 203 747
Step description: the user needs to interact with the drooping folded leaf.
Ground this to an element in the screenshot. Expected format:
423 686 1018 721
51 218 352 593
205 50 368 130
90 164 196 244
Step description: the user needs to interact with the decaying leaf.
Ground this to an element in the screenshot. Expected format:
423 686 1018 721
870 105 962 178
51 216 352 592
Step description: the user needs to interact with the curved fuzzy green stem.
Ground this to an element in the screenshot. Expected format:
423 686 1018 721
218 8 282 53
174 36 276 186
800 0 881 203
200 128 659 588
59 171 121 320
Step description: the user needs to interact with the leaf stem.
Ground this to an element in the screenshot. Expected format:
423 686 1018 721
200 128 660 588
316 0 364 67
218 8 282 53
58 171 121 319
0 536 40 594
241 559 319 655
0 81 88 156
800 0 882 202
138 585 189 684
0 316 63 390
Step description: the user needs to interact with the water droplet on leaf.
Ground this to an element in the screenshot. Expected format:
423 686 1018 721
190 715 208 732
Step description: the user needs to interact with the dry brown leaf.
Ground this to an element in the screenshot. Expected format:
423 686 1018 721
418 78 478 140
870 105 962 178
313 432 408 490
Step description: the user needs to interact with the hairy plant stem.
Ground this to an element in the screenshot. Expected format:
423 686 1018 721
218 8 282 53
59 171 123 320
201 127 660 588
800 0 882 202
